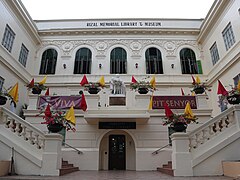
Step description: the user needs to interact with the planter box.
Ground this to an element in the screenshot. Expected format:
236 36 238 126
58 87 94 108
222 161 240 178
0 161 10 176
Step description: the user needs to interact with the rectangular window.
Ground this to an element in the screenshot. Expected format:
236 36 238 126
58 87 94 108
222 23 235 51
1 24 16 52
18 43 29 67
0 77 5 92
210 42 220 65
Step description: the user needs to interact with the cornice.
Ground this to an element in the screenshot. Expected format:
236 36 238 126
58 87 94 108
38 28 200 37
3 0 41 45
197 0 230 44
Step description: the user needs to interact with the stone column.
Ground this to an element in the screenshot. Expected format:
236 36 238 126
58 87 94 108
171 133 193 176
40 134 62 176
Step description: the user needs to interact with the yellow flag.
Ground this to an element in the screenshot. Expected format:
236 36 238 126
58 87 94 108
237 80 240 91
65 106 76 125
150 75 156 89
191 91 195 96
196 75 201 84
98 76 105 87
148 96 153 110
39 76 47 85
184 102 194 119
8 83 19 103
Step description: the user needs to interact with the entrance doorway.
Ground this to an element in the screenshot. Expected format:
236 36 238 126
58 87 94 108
109 135 126 170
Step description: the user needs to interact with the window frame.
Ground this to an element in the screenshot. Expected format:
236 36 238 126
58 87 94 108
74 48 92 74
210 42 220 65
180 48 198 74
222 23 235 51
110 47 127 74
145 47 163 74
18 43 29 67
1 24 16 53
39 48 58 75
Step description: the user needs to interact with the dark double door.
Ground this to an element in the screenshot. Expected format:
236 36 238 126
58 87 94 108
109 135 126 170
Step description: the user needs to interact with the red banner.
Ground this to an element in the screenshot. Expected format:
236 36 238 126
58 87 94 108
153 96 197 109
38 96 82 110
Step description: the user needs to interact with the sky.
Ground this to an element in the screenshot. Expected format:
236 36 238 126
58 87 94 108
21 0 215 20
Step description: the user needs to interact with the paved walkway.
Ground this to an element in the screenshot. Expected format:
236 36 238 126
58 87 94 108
0 171 234 180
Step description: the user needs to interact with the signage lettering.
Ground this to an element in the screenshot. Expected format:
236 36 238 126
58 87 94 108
153 96 197 109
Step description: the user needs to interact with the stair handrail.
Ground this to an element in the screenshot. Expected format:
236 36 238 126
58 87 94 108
63 142 83 154
152 143 170 155
188 105 240 151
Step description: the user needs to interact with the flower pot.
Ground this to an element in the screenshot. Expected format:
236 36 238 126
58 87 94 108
138 87 149 94
227 94 240 104
0 96 7 105
32 87 42 95
193 86 205 94
47 123 64 133
173 122 187 132
88 87 99 94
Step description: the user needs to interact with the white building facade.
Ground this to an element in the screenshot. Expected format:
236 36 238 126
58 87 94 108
0 0 240 176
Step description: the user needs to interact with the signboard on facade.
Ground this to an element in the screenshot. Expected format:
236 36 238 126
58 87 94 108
38 96 82 109
153 96 197 109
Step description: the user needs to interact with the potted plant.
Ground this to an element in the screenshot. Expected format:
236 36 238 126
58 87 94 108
130 80 154 94
163 113 198 132
84 82 101 94
0 91 8 105
39 105 76 133
226 84 240 104
191 76 211 94
0 87 11 105
163 102 198 132
26 78 47 95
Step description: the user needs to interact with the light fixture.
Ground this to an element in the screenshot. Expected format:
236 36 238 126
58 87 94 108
63 64 66 69
171 64 174 69
135 63 138 68
99 63 102 69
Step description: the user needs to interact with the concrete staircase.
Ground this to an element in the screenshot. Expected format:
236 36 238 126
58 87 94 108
60 160 79 176
157 161 173 176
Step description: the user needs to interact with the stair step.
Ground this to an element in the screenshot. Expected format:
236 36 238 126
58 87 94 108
157 167 174 176
60 167 79 176
163 164 172 168
60 159 79 176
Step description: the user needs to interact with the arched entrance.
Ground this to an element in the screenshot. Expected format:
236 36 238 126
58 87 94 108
99 130 136 170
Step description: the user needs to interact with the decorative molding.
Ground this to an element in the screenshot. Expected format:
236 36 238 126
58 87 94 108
41 39 199 58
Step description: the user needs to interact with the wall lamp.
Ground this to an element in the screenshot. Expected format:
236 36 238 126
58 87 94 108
171 63 174 69
99 63 102 69
135 63 138 68
63 64 66 69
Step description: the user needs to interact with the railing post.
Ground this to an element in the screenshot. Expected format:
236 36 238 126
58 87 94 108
234 105 240 129
40 134 62 176
171 133 193 176
27 94 39 110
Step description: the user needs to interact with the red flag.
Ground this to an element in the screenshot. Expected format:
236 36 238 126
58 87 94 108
80 75 89 86
191 75 196 84
80 93 87 111
45 88 49 96
217 80 228 96
181 88 185 96
44 104 51 117
163 102 174 118
27 78 34 88
131 76 137 83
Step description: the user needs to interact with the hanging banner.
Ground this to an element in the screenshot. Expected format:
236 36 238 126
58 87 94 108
153 96 197 109
38 96 82 110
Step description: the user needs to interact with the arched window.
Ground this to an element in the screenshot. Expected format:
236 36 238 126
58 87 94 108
110 47 127 74
39 49 57 74
180 48 198 74
145 47 163 74
74 48 92 74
